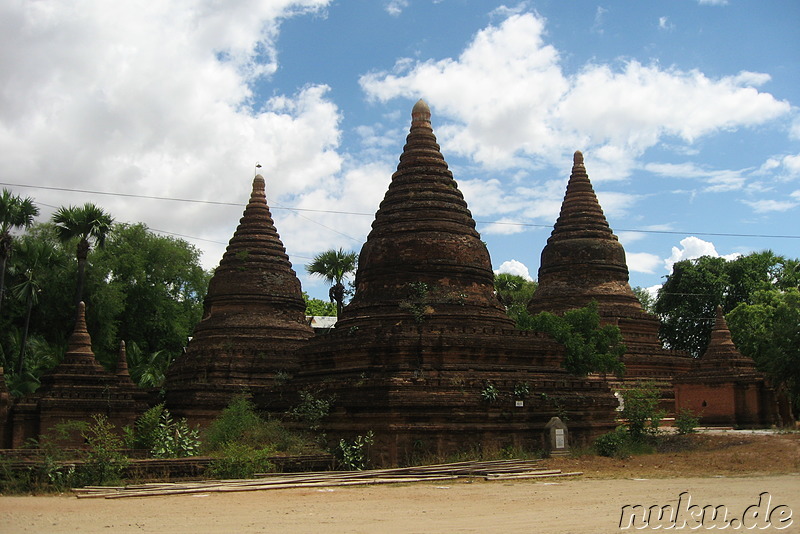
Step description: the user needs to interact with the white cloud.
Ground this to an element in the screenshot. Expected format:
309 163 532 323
626 252 662 274
644 162 747 192
385 0 409 16
0 0 340 270
664 236 740 273
741 199 799 213
698 0 729 5
360 12 790 177
658 17 674 31
495 259 533 281
782 154 800 177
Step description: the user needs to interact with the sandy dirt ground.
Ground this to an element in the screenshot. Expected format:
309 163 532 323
1 475 798 533
2 433 799 533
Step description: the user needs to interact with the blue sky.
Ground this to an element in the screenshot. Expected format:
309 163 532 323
1 0 798 302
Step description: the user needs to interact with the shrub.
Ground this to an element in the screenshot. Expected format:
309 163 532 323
338 431 374 471
80 414 130 486
128 404 201 458
288 390 333 431
480 382 499 403
208 442 275 479
205 395 262 450
674 408 700 435
621 383 665 439
594 427 630 458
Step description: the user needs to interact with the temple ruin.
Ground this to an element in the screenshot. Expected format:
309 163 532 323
674 306 790 427
1 100 791 460
164 175 314 425
528 152 691 409
9 302 147 447
291 100 617 464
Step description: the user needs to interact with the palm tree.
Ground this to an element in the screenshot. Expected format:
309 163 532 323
10 239 53 374
0 189 39 317
306 248 358 316
52 203 113 320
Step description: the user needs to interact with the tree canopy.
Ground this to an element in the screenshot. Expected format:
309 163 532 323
493 273 537 327
527 301 626 377
0 220 210 393
52 203 114 319
654 251 798 357
0 189 40 317
727 288 800 411
305 248 358 316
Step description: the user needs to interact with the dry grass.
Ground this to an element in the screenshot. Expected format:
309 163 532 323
542 431 800 479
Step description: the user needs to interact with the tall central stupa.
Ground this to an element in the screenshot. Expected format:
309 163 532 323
297 101 617 464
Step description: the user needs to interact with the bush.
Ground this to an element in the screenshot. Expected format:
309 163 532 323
480 382 499 403
338 431 374 471
621 383 665 439
208 442 275 479
80 414 130 486
674 408 700 435
205 395 262 450
594 427 630 458
288 390 333 431
128 404 201 458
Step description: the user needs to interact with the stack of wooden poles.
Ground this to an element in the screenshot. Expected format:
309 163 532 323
73 459 582 499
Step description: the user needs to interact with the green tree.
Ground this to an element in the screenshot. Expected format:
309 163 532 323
303 291 337 316
632 286 655 314
9 239 54 374
305 248 358 316
91 223 209 363
52 203 114 321
527 301 626 377
493 273 537 328
654 251 796 357
726 288 800 411
0 189 39 317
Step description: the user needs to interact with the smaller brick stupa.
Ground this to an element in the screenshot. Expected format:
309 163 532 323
165 175 313 425
674 307 788 427
528 152 690 408
11 302 146 447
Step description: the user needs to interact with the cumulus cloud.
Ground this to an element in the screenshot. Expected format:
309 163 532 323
494 259 534 281
0 0 346 270
626 252 662 274
664 236 740 273
360 12 790 178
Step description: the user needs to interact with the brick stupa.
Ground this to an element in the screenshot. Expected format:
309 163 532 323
11 302 146 446
165 175 313 424
296 101 617 465
674 307 787 426
528 152 690 408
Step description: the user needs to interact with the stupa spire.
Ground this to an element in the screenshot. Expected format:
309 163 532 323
528 151 639 316
165 173 313 424
67 301 93 357
116 340 130 379
337 100 511 329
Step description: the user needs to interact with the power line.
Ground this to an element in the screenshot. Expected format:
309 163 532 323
4 181 800 240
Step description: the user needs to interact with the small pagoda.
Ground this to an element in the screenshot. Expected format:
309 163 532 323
295 101 617 465
527 152 691 409
164 175 313 425
10 302 146 447
674 307 789 427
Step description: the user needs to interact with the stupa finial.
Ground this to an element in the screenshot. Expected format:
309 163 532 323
411 99 431 125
